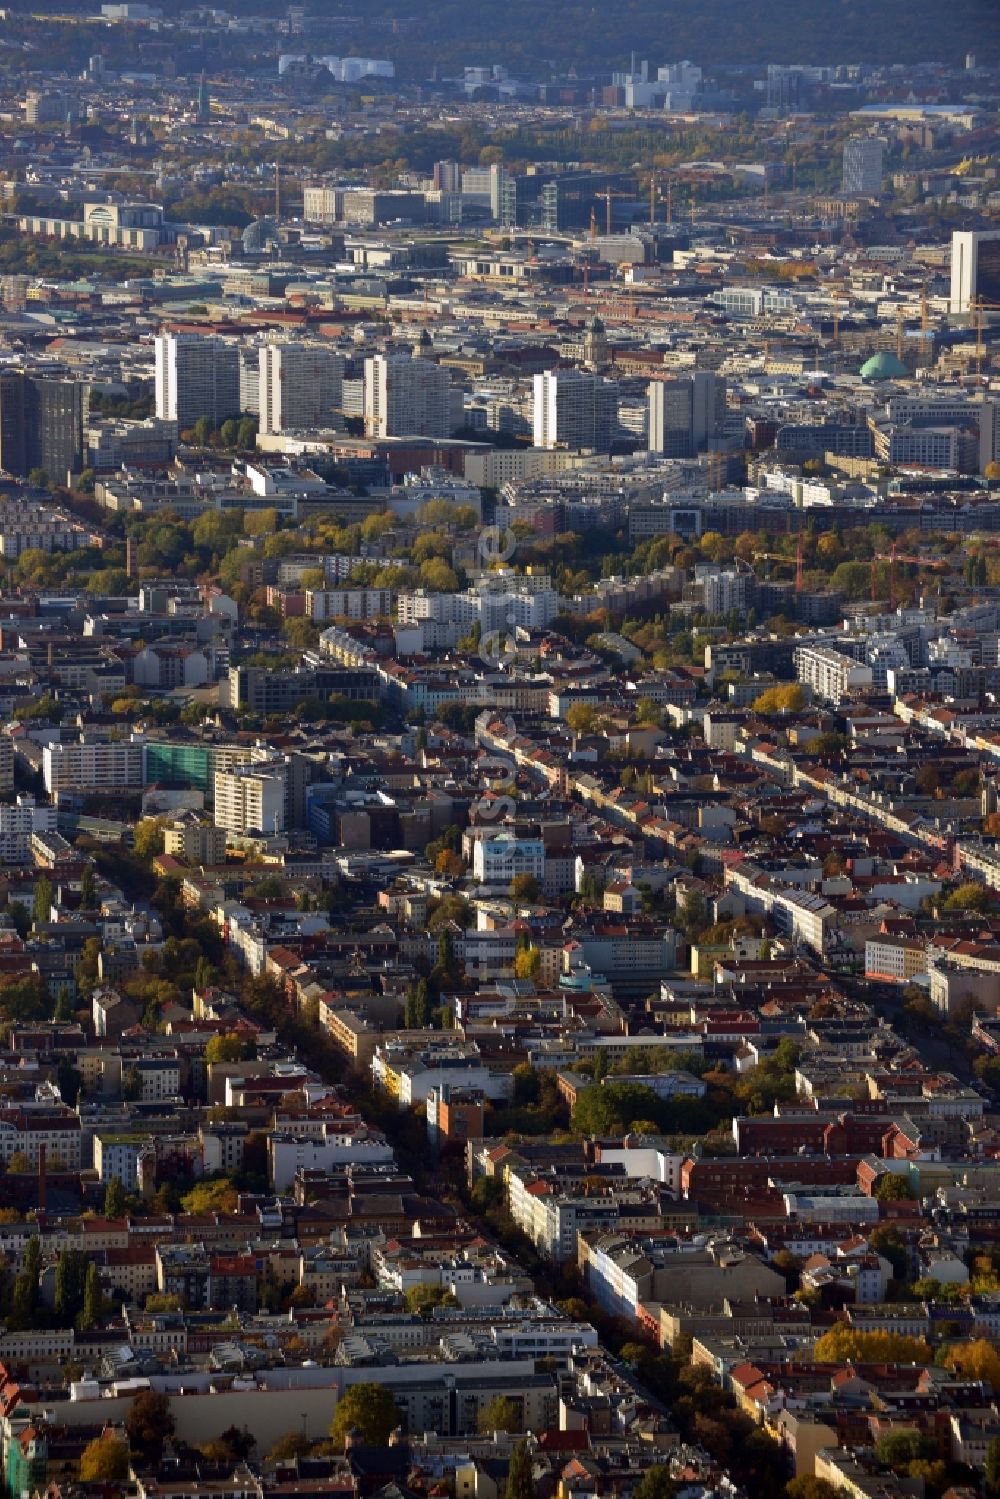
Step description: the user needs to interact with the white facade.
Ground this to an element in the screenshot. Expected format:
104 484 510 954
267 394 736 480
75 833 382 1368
533 369 618 452
155 333 241 429
94 1134 151 1189
269 1130 395 1190
363 354 457 439
0 795 56 863
259 342 345 435
43 740 144 794
794 643 873 702
214 762 286 836
472 831 545 887
396 575 560 633
306 587 393 621
865 936 928 982
950 228 1000 316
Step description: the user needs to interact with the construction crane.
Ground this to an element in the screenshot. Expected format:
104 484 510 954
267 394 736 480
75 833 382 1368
752 544 800 585
920 283 930 333
869 546 943 609
595 189 627 237
589 206 597 243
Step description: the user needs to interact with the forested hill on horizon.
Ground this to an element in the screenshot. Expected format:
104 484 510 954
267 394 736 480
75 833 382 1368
365 0 999 73
9 0 1000 73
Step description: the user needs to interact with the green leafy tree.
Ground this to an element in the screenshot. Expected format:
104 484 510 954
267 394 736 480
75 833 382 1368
478 1395 521 1435
79 1436 129 1482
943 881 991 913
869 1224 908 1281
204 1032 250 1063
876 1431 934 1469
572 1080 662 1136
80 862 96 908
509 873 540 902
0 976 48 1023
785 1481 842 1499
504 1440 533 1499
10 1235 41 1329
53 983 73 1023
404 1283 457 1315
133 818 167 861
104 1178 128 1218
633 1466 678 1499
55 1247 89 1324
329 1382 403 1449
121 1066 142 1101
33 877 53 925
80 1261 104 1330
874 1174 917 1202
126 1389 175 1463
267 1432 313 1462
985 1435 1000 1498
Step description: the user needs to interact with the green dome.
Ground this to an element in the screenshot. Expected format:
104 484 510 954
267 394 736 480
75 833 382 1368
860 351 909 381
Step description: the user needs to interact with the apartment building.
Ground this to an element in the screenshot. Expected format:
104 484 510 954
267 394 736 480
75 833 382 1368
0 1107 82 1169
0 795 55 863
42 739 144 795
532 368 619 452
259 342 345 435
472 830 546 887
163 820 227 865
794 643 874 702
363 354 458 439
306 587 394 621
154 333 240 429
214 761 286 836
865 935 928 983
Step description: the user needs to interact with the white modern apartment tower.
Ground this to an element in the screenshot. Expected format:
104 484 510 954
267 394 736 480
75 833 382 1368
532 369 619 453
363 353 457 438
259 342 346 435
155 333 241 429
950 229 1000 316
842 137 883 196
214 761 286 836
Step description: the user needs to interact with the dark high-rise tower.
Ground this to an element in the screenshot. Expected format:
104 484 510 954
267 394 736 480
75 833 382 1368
0 373 85 481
